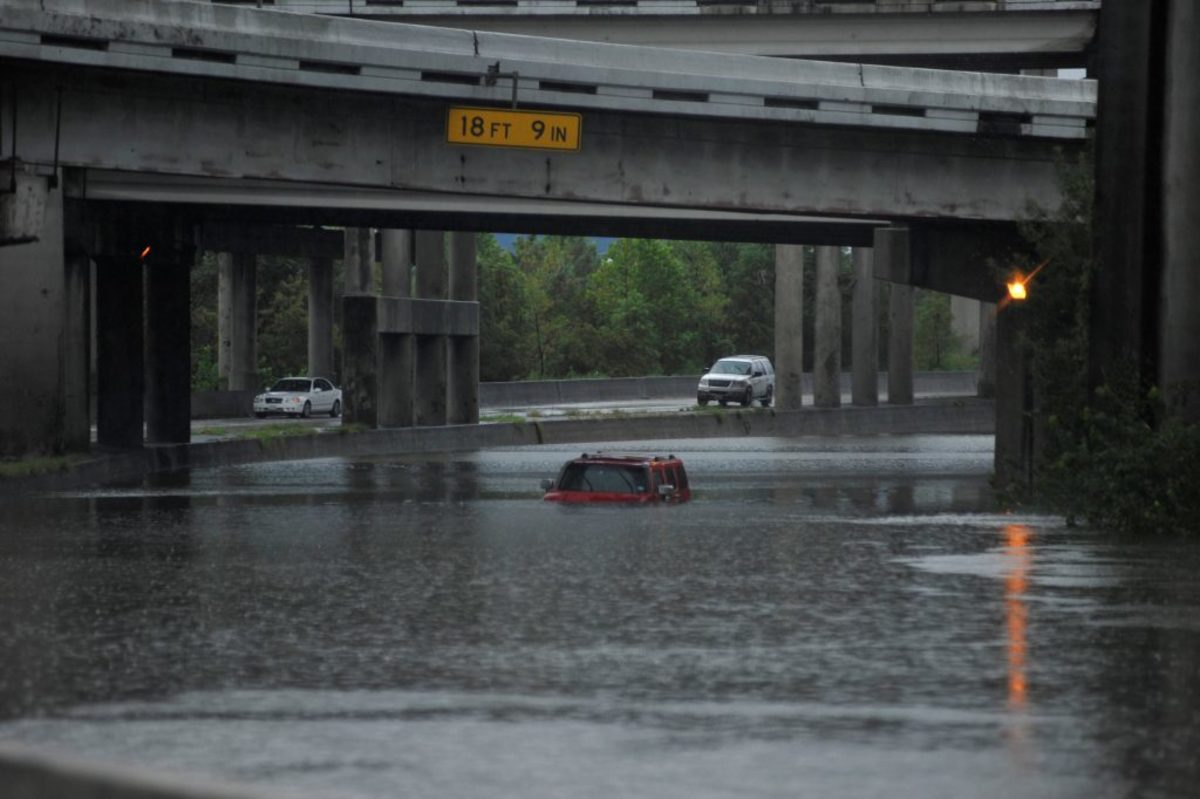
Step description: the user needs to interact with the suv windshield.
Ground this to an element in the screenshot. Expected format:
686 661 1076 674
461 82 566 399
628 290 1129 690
559 463 651 494
271 379 311 392
711 360 752 376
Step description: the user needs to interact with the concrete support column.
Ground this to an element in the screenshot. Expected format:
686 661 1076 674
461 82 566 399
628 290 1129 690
414 230 447 427
888 285 915 405
380 229 412 298
773 244 805 410
343 227 374 294
341 227 378 425
851 246 878 407
977 302 997 399
994 305 1032 488
218 252 258 391
813 245 841 408
145 220 193 444
379 229 414 427
447 232 479 425
95 252 144 449
0 168 89 456
1160 0 1200 422
876 227 915 405
307 257 334 380
342 295 379 428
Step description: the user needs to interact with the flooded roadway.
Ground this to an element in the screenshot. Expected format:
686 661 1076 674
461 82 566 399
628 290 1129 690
1 435 1198 798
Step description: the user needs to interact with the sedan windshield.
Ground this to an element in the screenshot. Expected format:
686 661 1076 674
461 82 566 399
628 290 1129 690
712 360 752 376
271 379 312 392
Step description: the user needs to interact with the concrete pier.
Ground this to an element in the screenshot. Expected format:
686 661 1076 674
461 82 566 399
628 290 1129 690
217 253 258 391
0 170 89 456
876 228 915 405
813 246 842 408
145 220 192 445
95 251 144 449
414 230 448 427
380 229 415 428
888 285 915 405
447 232 479 425
307 256 334 380
1160 0 1200 422
341 227 378 426
774 244 805 410
851 246 879 407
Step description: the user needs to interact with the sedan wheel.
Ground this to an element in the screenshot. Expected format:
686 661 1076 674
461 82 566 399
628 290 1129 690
301 401 311 419
330 399 341 418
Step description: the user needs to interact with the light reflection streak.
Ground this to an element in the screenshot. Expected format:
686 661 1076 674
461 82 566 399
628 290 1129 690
1003 524 1033 763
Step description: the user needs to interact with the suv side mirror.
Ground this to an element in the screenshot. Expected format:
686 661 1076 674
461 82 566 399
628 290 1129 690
540 479 555 491
753 370 764 377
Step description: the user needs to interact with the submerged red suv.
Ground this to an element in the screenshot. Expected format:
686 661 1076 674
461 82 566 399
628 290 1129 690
542 453 691 504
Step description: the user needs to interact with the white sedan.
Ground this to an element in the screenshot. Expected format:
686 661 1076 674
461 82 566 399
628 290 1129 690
253 377 342 418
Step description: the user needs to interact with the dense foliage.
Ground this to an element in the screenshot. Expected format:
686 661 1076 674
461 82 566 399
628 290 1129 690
1012 149 1199 535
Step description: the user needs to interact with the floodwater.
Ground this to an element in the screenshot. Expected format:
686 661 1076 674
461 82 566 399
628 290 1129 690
1 435 1198 799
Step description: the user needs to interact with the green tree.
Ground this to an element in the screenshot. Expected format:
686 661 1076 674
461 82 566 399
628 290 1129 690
707 242 775 357
190 252 220 390
913 290 958 370
513 235 599 377
256 257 309 387
478 233 534 381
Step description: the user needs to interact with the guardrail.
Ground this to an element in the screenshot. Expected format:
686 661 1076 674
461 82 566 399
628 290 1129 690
192 371 979 418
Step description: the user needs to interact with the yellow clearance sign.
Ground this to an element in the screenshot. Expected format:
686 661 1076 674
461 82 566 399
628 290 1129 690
447 107 582 152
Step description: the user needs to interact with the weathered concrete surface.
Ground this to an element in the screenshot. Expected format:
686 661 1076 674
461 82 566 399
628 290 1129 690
341 294 379 427
307 257 334 379
6 397 994 493
0 171 89 456
851 247 879 407
814 246 842 408
0 167 48 246
1160 0 1200 422
774 245 805 410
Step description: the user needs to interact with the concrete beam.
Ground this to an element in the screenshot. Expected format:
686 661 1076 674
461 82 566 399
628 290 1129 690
872 223 1030 302
83 176 885 246
199 223 342 259
380 9 1096 67
6 62 1079 224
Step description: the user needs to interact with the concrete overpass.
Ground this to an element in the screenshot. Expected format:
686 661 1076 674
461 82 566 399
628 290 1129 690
217 0 1100 70
0 0 1095 460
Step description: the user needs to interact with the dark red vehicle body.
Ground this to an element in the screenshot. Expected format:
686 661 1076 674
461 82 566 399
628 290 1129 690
542 453 692 504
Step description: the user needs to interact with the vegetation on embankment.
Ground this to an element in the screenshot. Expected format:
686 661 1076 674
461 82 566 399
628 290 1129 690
1007 149 1200 535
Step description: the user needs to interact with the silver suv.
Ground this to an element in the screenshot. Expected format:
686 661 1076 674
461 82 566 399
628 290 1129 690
697 355 775 407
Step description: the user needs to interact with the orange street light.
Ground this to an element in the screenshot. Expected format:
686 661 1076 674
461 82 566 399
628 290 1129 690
1007 279 1028 301
140 246 152 260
